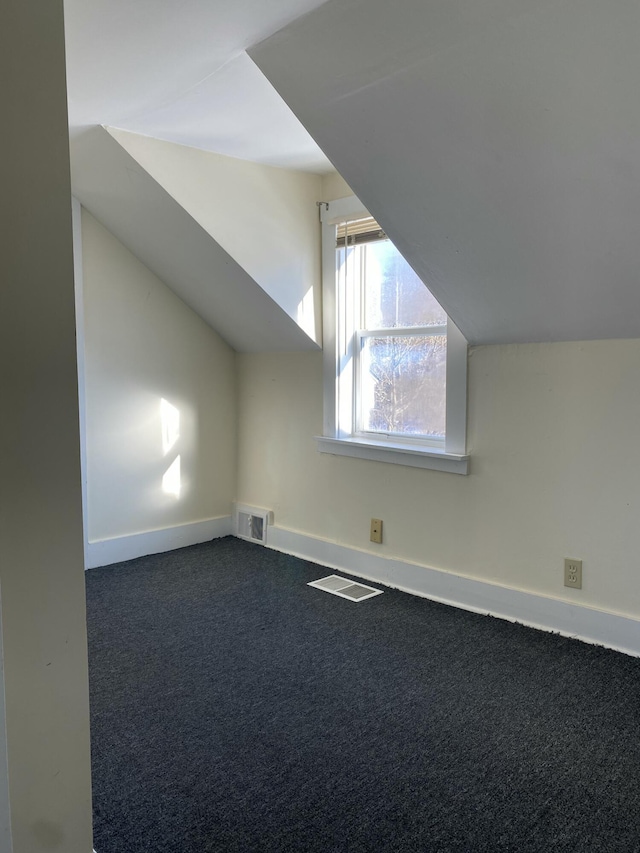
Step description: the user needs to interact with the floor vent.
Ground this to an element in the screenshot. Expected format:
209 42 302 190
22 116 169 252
308 574 383 602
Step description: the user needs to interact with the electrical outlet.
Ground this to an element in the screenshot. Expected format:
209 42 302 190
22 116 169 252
564 558 582 589
370 518 383 544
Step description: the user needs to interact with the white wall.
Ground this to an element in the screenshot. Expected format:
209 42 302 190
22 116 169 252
72 127 320 355
320 171 352 201
236 339 640 623
81 209 237 545
0 1 93 850
0 593 10 849
107 128 323 345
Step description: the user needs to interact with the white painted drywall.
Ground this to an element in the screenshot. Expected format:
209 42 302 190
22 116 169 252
0 1 93 850
320 172 353 202
72 199 90 569
64 0 331 171
108 128 323 345
81 209 237 543
71 126 318 353
251 0 640 346
0 591 10 850
236 338 640 622
105 53 332 174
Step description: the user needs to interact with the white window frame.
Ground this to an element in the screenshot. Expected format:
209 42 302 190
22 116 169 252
316 195 469 475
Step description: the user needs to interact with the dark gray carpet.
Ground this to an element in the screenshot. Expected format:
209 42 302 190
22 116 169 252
86 537 640 852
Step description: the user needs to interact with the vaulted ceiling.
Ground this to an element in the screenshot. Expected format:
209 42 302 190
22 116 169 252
64 0 333 351
64 0 332 172
65 0 640 347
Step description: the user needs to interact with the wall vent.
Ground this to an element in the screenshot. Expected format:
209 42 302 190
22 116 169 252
234 504 271 545
308 575 383 602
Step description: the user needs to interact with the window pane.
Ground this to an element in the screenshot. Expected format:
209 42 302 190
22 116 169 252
360 335 446 437
363 241 446 329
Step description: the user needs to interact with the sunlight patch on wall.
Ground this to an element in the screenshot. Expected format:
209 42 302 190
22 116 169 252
296 285 316 341
162 455 181 498
160 398 181 498
161 397 180 454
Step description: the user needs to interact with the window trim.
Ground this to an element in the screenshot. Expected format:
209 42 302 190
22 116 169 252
318 195 469 475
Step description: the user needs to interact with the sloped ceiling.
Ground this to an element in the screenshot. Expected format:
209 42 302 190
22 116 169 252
251 0 640 345
64 0 333 172
72 126 320 352
65 0 640 346
106 127 322 345
64 0 334 351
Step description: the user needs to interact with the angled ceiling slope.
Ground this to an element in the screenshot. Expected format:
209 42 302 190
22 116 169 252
71 126 321 353
251 0 640 345
64 0 333 173
107 127 322 345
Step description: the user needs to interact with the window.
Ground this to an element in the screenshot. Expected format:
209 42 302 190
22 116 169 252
317 196 468 474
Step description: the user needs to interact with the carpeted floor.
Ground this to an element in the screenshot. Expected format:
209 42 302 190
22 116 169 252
86 537 640 852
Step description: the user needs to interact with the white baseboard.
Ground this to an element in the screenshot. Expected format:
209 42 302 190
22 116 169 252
267 526 640 658
86 516 232 569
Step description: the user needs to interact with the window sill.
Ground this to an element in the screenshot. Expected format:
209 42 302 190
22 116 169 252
315 435 469 475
